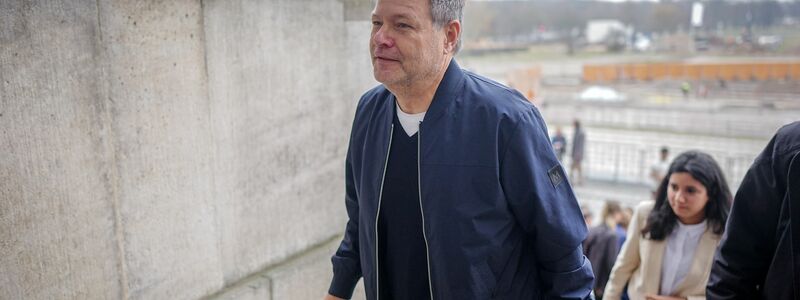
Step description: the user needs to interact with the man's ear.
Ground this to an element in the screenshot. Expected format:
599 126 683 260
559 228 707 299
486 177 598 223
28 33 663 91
443 20 461 54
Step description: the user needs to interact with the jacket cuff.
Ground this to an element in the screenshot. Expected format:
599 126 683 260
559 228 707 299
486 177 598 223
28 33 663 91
328 266 360 299
539 256 595 299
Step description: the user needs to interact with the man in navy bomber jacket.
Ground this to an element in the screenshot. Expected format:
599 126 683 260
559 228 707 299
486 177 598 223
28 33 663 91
325 0 594 299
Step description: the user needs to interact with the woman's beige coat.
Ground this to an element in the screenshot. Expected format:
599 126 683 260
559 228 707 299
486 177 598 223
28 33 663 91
603 201 721 300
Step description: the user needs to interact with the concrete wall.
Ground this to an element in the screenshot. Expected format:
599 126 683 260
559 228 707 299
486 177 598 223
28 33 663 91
0 0 374 299
1 2 123 298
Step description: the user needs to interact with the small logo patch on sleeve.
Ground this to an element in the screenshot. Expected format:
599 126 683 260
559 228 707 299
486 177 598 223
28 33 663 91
548 165 565 188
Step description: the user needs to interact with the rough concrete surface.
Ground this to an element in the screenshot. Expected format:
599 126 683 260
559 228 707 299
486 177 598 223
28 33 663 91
203 0 355 286
1 0 377 298
209 238 367 300
346 21 378 106
95 1 224 298
212 275 272 300
0 2 122 299
267 238 366 300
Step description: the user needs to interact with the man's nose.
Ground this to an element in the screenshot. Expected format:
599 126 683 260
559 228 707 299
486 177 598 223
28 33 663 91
373 26 395 48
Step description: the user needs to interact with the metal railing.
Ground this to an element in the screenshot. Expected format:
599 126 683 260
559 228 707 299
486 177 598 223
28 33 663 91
541 100 793 140
562 140 755 190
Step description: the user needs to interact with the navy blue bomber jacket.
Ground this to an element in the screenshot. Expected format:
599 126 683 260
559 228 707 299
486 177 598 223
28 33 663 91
329 60 594 299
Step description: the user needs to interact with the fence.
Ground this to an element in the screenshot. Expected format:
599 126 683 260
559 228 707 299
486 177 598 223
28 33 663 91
541 101 794 140
564 140 755 190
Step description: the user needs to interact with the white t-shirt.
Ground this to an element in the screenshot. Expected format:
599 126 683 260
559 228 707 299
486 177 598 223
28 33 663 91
660 220 707 295
396 103 425 137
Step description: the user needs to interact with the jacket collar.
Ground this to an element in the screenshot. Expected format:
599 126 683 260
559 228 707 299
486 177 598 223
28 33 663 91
422 58 465 128
383 59 465 129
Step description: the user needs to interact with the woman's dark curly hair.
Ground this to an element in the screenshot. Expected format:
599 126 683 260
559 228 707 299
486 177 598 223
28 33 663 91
641 151 732 240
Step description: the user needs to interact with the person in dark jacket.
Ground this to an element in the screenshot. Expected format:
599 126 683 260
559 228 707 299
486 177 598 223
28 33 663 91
552 126 568 162
707 121 800 300
584 200 625 300
325 0 594 299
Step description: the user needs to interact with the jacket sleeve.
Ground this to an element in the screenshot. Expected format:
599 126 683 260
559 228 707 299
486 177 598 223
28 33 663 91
328 128 363 299
706 138 784 300
603 203 646 300
500 108 594 299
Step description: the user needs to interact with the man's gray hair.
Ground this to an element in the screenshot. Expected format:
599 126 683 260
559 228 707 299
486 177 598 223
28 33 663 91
430 0 465 53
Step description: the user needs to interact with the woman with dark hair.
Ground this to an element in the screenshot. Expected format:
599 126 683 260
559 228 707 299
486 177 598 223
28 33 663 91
603 151 733 300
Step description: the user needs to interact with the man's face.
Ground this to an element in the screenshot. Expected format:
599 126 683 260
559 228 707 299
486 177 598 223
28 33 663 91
370 0 447 88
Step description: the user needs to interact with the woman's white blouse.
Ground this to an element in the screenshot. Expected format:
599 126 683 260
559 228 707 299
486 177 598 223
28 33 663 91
660 220 708 296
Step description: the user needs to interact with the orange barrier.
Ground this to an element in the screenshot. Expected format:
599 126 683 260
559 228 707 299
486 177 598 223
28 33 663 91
791 63 800 80
582 61 800 83
621 64 635 80
507 67 542 104
583 65 618 82
718 64 737 81
582 66 599 82
752 64 770 81
770 63 789 80
684 64 702 80
648 63 669 81
601 65 618 81
631 64 649 81
700 64 720 80
667 63 684 79
731 64 751 81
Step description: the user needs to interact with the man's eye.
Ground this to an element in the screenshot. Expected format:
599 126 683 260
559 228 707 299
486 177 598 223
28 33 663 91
372 21 382 26
397 23 411 29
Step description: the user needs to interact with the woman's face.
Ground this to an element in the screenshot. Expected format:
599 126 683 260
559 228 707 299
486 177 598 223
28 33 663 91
667 172 710 225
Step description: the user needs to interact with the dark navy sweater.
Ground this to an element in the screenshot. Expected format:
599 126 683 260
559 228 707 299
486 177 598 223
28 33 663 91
376 110 431 300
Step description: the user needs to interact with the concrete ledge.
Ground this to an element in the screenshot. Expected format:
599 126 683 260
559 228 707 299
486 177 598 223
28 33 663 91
208 275 271 300
208 236 366 300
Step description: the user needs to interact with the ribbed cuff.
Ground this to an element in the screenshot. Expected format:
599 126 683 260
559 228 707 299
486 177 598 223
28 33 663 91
328 270 360 299
540 256 594 299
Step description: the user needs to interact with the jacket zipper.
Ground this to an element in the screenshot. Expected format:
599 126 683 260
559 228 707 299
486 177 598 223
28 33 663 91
418 123 435 299
375 124 394 300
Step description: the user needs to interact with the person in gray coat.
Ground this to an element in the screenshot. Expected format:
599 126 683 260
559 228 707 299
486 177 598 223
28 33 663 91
571 119 586 185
